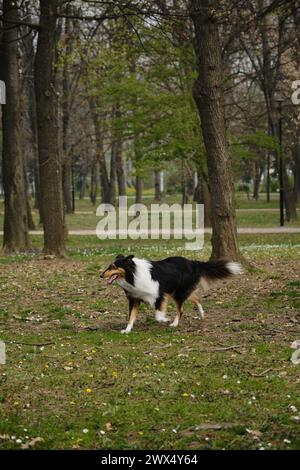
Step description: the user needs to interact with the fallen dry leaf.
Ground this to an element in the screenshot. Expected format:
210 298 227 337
195 423 237 431
105 422 113 431
21 437 44 449
246 428 263 438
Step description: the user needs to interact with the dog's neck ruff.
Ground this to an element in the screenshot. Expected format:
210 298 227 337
118 257 159 306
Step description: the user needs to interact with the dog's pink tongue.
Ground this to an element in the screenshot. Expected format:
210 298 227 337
105 275 116 286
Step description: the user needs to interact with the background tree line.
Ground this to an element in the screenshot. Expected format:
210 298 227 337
0 0 299 259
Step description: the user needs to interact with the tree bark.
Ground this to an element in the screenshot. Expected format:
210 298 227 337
154 169 162 201
62 9 72 213
253 162 264 200
90 159 99 205
116 139 126 197
34 0 65 256
21 25 41 215
89 97 110 203
30 84 41 213
23 161 35 231
1 0 30 252
266 150 270 203
194 172 212 227
189 0 241 260
109 140 117 205
114 105 126 197
79 171 87 199
283 165 297 221
135 175 143 204
62 161 73 212
292 144 300 201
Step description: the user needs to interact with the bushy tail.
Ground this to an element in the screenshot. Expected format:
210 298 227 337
197 259 243 290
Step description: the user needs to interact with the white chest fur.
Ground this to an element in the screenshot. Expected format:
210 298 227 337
118 258 159 307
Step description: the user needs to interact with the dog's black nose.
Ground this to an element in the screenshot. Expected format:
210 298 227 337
100 273 104 278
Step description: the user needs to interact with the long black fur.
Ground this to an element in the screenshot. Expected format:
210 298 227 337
113 255 239 307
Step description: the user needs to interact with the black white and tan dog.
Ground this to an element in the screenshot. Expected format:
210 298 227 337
100 255 242 333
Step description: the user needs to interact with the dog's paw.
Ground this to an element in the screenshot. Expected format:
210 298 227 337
121 329 130 334
192 314 205 320
169 321 178 328
155 311 170 323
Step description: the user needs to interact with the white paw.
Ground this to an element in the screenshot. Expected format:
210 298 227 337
198 305 205 319
169 321 178 328
155 312 170 323
193 315 205 320
121 328 130 334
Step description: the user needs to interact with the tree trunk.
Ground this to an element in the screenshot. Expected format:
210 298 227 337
154 169 162 201
30 91 41 213
279 146 294 222
283 165 297 221
26 197 35 231
292 144 300 201
79 171 87 199
116 139 126 197
253 162 264 200
109 140 117 205
135 175 143 204
189 0 240 260
181 160 189 205
23 161 35 231
90 159 99 205
266 151 271 202
22 28 41 215
113 105 126 197
62 9 72 213
194 172 212 227
89 97 110 203
34 0 65 256
62 162 73 212
1 0 30 252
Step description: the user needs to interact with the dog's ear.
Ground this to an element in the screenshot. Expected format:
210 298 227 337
115 254 125 260
125 254 135 261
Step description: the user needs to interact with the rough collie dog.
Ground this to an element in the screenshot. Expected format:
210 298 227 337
100 255 242 334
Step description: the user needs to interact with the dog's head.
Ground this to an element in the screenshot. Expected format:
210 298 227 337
100 254 135 285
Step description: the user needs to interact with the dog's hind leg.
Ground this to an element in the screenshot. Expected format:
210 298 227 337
155 294 170 323
189 291 205 319
170 300 183 327
121 298 140 334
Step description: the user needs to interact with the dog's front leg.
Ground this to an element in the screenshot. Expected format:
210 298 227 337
121 297 140 334
155 294 170 323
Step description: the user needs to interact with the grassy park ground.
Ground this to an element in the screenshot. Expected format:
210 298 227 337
0 228 300 450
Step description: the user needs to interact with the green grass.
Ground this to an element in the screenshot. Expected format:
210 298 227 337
0 234 300 449
0 233 300 263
